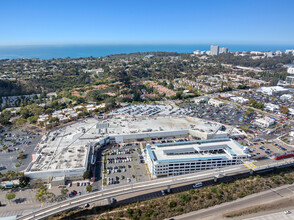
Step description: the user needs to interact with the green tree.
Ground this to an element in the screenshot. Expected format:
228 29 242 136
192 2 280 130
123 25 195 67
0 110 12 125
35 186 55 202
167 82 174 90
6 193 16 200
83 170 92 180
17 151 24 160
19 176 30 187
61 188 69 195
86 184 92 192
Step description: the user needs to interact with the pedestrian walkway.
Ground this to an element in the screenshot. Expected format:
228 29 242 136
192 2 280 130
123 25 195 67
244 162 256 169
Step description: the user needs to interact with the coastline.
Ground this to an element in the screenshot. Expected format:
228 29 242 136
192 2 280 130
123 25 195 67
0 44 294 60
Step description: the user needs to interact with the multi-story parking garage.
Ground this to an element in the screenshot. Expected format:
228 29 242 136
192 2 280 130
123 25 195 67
144 138 249 178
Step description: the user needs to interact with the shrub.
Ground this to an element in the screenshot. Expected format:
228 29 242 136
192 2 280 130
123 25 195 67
237 192 244 198
117 211 124 217
176 207 183 212
214 193 221 200
193 195 198 200
145 209 154 217
210 187 217 193
126 208 133 217
178 193 191 202
152 212 158 217
135 209 141 216
61 188 68 195
168 200 177 208
227 195 233 201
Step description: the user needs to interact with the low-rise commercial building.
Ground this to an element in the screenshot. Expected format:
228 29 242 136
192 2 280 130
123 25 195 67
254 117 275 128
287 67 294 74
230 96 249 104
264 103 279 112
257 86 289 95
208 98 224 107
280 94 292 100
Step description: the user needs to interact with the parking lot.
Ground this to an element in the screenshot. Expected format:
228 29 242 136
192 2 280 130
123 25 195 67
103 143 149 188
241 90 294 110
180 101 256 126
247 138 294 160
109 104 191 117
0 126 43 173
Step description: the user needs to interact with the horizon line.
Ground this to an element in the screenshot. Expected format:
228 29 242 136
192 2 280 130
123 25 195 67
1 42 294 47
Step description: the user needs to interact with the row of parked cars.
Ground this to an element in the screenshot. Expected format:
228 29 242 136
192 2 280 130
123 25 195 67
106 156 132 164
107 149 131 156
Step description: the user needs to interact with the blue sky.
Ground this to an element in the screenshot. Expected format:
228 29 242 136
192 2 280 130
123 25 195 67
1 0 294 45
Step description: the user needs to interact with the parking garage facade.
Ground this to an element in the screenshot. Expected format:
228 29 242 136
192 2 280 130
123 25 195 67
145 138 249 178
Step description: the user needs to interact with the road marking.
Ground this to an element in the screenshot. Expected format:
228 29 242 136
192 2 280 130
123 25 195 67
244 164 250 169
244 163 253 169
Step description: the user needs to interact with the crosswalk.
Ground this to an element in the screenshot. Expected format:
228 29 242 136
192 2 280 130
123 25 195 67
0 208 34 218
3 198 38 206
244 162 256 169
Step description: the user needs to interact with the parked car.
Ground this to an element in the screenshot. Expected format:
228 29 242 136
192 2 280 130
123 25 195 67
192 182 203 188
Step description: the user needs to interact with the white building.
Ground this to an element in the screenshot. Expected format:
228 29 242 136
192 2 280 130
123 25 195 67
286 76 294 85
210 45 219 56
280 94 292 100
285 49 294 55
264 103 279 112
254 117 275 128
265 52 274 57
288 67 294 74
208 98 224 107
288 108 294 116
230 96 249 104
193 50 201 55
257 86 289 95
219 47 228 54
144 138 249 178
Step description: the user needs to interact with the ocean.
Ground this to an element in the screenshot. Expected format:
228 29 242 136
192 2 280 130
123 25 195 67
0 44 293 60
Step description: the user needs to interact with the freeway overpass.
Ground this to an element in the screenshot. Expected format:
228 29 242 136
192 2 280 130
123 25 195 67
17 158 294 220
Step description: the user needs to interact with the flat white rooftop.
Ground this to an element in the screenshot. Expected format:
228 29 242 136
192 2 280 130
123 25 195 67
29 118 100 172
148 138 247 163
105 115 234 136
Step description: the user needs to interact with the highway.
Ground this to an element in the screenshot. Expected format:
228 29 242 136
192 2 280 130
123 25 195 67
17 158 294 220
173 182 294 220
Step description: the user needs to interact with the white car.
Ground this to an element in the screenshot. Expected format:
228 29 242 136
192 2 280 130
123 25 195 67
284 210 291 215
192 182 203 188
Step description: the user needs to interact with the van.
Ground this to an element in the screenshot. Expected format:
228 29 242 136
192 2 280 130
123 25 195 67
192 182 203 188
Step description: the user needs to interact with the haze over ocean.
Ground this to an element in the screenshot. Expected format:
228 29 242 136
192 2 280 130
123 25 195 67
0 44 294 60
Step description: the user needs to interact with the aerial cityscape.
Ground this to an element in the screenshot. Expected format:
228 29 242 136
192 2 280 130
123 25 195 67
1 1 294 220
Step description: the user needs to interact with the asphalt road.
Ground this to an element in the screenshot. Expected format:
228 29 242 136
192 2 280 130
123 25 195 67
171 184 294 220
245 211 294 220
